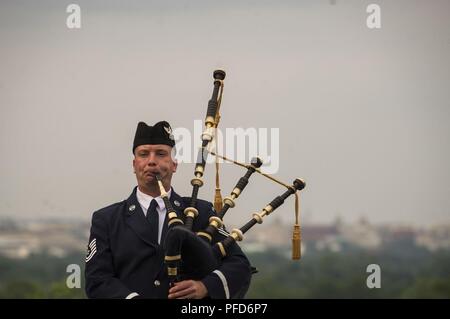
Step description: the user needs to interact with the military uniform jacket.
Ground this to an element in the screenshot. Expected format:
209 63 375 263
85 187 252 299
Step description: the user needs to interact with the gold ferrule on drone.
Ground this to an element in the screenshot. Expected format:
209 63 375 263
165 255 181 262
184 207 199 218
252 213 264 224
168 218 184 226
222 196 236 208
217 242 227 257
197 231 212 242
191 177 204 187
262 205 274 216
231 188 241 198
202 124 215 142
209 216 223 229
230 229 244 242
194 165 205 178
167 267 178 276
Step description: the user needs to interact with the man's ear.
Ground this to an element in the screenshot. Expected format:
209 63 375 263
132 158 136 173
172 159 178 173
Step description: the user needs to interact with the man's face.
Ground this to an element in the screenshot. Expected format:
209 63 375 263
133 144 177 190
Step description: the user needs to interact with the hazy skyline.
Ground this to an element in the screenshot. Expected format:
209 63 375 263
1 0 449 228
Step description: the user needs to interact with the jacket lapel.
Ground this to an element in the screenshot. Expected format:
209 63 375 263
124 187 158 249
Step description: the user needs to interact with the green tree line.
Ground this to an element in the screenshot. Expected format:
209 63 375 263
1 246 449 298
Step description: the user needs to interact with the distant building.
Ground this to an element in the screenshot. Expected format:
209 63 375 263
416 225 450 251
0 218 89 259
339 217 382 250
302 224 341 252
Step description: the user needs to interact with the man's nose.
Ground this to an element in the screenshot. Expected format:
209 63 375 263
147 153 157 166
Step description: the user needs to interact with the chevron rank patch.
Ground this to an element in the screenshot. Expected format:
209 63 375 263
85 238 97 263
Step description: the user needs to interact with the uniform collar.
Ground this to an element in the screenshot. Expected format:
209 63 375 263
126 186 185 214
136 186 172 211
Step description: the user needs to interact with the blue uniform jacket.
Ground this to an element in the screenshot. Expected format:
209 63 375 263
85 187 252 299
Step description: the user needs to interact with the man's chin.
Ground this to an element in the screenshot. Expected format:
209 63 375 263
141 176 158 187
146 178 158 185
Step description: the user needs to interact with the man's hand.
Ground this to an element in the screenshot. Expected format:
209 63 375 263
168 280 208 299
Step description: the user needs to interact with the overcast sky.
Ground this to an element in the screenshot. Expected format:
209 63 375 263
1 0 449 228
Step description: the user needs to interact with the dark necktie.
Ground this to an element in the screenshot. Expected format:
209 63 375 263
147 199 159 244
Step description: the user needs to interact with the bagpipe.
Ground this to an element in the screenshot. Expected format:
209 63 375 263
156 70 306 287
